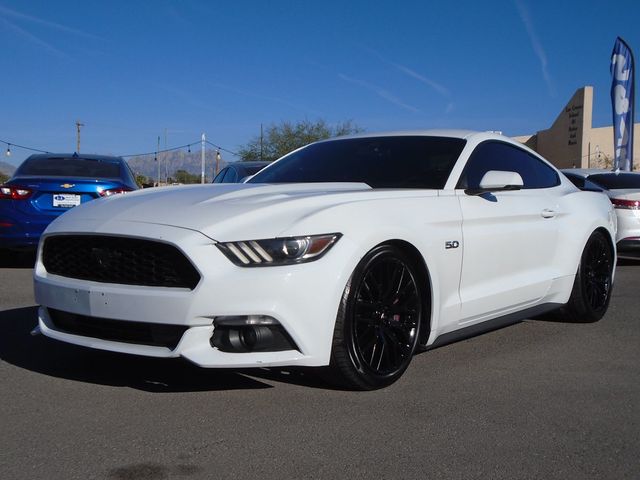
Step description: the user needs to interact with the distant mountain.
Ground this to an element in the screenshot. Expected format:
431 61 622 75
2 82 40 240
127 150 229 182
0 160 16 176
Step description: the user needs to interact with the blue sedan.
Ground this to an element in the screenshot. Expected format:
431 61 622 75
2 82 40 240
0 153 138 250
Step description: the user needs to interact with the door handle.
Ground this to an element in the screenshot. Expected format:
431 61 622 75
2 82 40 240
541 209 557 218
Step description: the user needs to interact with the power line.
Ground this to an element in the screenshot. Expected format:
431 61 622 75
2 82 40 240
0 137 238 158
120 141 201 158
205 140 238 157
0 138 50 154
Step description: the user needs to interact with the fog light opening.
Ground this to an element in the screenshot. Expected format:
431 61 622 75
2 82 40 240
211 316 299 353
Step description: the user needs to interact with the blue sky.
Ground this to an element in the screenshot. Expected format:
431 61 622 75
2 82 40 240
1 0 638 167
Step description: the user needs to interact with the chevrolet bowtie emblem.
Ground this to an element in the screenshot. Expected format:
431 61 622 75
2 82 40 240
60 183 75 189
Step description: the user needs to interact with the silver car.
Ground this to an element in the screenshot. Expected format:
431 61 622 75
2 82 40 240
563 168 640 258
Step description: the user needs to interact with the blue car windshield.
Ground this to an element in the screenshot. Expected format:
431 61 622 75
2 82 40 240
248 136 466 189
16 157 122 178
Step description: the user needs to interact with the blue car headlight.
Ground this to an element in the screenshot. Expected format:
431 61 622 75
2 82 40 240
217 233 342 267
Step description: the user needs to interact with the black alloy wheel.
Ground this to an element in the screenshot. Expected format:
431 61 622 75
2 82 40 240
581 232 613 312
558 230 614 323
330 245 425 390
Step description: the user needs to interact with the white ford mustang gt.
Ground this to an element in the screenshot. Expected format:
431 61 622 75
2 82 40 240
33 130 617 389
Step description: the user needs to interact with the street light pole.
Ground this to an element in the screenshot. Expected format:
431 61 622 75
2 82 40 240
201 133 206 184
164 128 168 184
156 136 161 187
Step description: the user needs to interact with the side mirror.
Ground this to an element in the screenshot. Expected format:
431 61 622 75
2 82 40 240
465 170 524 196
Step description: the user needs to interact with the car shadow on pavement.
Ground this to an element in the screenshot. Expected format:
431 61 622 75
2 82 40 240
617 257 640 266
0 306 337 392
0 249 36 268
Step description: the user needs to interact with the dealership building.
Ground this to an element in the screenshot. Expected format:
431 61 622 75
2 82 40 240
514 86 639 170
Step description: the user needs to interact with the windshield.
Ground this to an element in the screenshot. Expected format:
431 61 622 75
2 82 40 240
248 136 466 189
16 156 122 178
588 173 640 190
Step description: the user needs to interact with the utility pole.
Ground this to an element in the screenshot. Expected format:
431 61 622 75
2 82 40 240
215 150 221 177
164 128 168 184
260 123 263 161
201 133 206 184
156 136 161 187
75 120 84 152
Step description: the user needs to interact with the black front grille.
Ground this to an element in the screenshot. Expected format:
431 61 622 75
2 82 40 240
48 308 189 349
43 235 201 289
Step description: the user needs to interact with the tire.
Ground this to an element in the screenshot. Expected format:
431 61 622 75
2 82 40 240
328 244 425 390
558 230 614 323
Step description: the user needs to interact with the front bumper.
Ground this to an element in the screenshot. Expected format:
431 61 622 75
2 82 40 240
0 219 43 249
617 237 640 258
34 220 356 367
0 207 61 249
616 209 640 258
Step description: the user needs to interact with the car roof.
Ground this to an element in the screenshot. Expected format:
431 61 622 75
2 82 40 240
25 153 125 163
310 129 548 162
229 161 270 169
325 129 481 142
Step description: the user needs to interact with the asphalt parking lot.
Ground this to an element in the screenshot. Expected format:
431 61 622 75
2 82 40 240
1 252 639 480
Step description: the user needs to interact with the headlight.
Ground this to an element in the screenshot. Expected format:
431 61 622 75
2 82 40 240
217 233 342 267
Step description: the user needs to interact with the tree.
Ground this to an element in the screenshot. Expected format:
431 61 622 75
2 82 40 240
238 119 363 162
592 152 613 170
174 169 201 184
134 174 148 188
0 172 8 184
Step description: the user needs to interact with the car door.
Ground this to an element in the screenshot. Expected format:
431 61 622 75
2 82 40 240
455 141 563 324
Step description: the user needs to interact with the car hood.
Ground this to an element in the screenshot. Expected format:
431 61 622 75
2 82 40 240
56 182 385 241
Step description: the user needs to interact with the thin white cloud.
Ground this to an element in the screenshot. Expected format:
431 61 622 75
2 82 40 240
363 46 451 98
0 4 101 40
515 0 555 96
156 84 218 113
392 63 450 97
0 16 66 57
210 82 324 116
164 4 190 27
338 74 420 113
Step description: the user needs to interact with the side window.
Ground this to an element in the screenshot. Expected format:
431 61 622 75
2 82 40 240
213 168 229 183
457 141 560 190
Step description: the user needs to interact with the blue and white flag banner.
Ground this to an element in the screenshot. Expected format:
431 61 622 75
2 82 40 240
611 37 635 171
